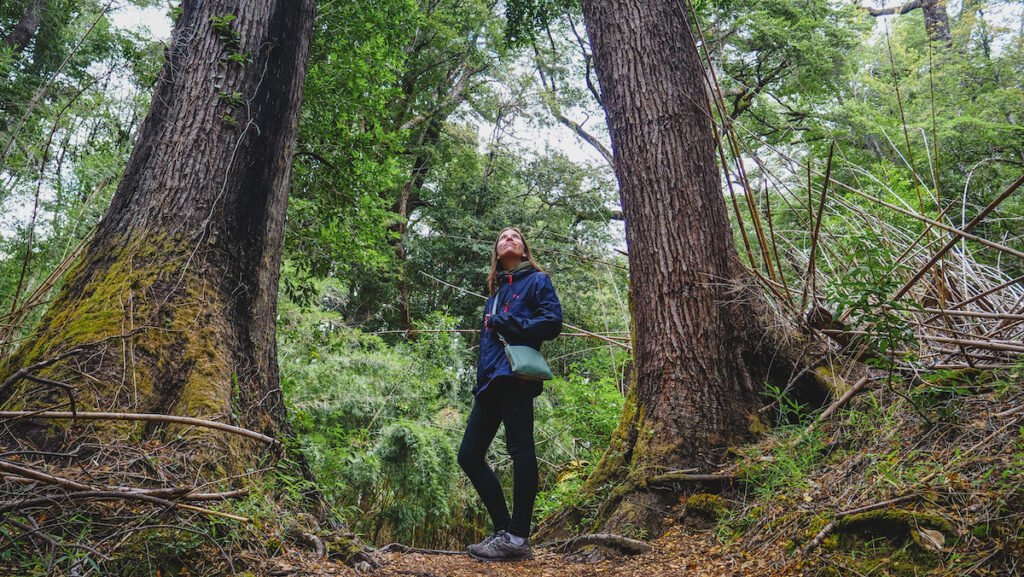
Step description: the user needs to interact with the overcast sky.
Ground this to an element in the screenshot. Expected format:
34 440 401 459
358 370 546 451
110 5 172 41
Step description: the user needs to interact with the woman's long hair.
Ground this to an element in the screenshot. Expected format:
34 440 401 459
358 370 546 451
486 227 544 295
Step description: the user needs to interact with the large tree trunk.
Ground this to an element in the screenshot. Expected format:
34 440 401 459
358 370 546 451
569 0 767 539
0 0 314 471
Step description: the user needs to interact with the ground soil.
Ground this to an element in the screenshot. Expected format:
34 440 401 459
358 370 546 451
262 523 799 577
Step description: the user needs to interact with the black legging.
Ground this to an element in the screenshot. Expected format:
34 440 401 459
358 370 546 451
457 378 538 538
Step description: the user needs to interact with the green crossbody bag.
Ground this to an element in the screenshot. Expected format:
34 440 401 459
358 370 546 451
490 299 554 382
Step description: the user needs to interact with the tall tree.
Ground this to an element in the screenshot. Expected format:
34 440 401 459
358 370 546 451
287 0 498 330
0 0 315 468
562 0 776 538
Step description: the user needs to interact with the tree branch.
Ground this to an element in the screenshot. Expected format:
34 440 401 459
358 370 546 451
866 0 923 17
0 411 281 447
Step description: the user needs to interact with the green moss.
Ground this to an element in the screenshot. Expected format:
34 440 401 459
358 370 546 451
971 523 991 539
684 493 729 520
825 507 953 575
813 366 847 397
835 508 953 537
748 411 771 435
0 233 253 470
325 533 366 562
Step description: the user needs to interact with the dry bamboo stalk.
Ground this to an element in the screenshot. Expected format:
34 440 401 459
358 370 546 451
761 143 1024 260
763 179 794 304
176 503 249 522
892 173 1024 301
748 150 854 271
921 336 1024 353
923 363 1016 370
712 110 760 275
927 346 1010 361
684 0 782 289
983 293 1024 339
802 143 835 311
911 307 1024 321
925 274 1024 323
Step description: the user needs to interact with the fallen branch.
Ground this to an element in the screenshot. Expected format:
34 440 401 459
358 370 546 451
0 411 280 447
995 405 1024 418
0 460 251 519
0 347 85 398
0 489 250 522
808 375 872 433
646 471 734 486
0 459 91 491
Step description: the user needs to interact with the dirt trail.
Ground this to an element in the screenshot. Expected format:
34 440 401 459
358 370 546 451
265 525 796 577
372 526 793 577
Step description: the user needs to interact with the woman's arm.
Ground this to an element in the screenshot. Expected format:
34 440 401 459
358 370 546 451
518 274 563 341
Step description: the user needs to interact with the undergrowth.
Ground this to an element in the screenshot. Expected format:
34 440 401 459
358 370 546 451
0 454 359 577
278 281 624 549
709 363 1024 576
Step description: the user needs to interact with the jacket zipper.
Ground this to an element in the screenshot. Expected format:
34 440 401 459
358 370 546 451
504 273 513 312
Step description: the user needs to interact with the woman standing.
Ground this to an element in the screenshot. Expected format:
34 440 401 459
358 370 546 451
458 227 562 562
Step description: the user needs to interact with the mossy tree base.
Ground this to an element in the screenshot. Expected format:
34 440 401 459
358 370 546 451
0 0 315 477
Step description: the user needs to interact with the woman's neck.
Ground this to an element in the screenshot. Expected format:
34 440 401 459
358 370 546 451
500 256 526 272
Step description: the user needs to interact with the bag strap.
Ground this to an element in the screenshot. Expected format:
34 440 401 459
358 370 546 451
488 295 510 346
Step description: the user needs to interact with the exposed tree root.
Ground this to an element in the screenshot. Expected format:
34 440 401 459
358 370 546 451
547 532 653 555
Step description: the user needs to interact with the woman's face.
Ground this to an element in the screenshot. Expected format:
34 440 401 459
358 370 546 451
495 228 526 262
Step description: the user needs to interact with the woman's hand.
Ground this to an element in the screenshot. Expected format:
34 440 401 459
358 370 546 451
489 312 528 340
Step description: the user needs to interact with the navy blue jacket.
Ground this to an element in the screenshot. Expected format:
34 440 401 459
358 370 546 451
475 266 563 396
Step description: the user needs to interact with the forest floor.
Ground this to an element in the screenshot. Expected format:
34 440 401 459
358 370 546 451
260 522 798 577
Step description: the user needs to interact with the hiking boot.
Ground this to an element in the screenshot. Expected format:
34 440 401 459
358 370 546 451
466 532 500 558
467 530 533 562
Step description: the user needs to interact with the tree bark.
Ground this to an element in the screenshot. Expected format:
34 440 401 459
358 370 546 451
2 0 43 54
0 0 315 471
571 0 767 539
